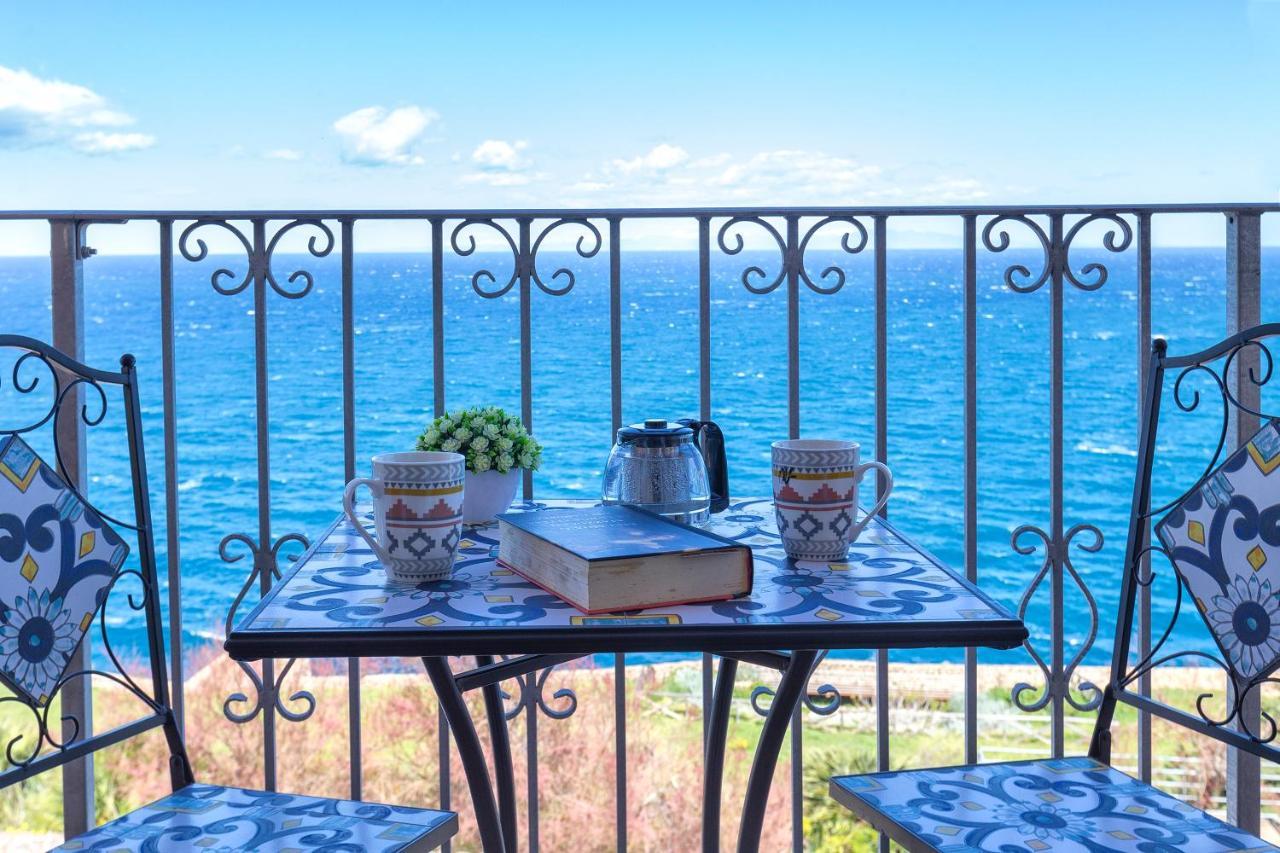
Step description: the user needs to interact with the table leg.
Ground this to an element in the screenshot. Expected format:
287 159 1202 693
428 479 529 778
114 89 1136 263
701 655 738 853
422 656 508 853
476 655 518 851
736 648 820 853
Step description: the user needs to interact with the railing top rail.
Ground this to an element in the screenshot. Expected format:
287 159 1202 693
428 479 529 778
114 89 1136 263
0 202 1277 221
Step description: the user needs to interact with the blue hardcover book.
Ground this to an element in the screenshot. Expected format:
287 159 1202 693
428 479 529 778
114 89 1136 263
495 505 752 613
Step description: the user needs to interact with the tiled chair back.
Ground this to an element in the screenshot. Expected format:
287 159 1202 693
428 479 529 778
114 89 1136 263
1091 324 1280 769
0 335 191 792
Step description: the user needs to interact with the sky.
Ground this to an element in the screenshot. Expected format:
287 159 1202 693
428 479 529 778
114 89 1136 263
1 1 1279 253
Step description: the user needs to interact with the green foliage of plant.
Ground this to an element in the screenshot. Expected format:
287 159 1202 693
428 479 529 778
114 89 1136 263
416 406 542 475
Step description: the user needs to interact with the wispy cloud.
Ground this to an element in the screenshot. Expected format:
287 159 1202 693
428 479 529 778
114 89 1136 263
333 105 437 166
0 65 154 153
264 148 303 161
71 131 155 154
570 144 988 206
611 143 688 174
461 139 535 186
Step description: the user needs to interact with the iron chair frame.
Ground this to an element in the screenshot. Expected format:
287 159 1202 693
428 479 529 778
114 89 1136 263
1089 325 1280 769
828 325 1280 851
0 334 194 796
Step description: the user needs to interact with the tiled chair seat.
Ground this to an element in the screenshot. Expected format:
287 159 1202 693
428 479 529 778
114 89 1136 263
830 756 1276 852
51 783 458 852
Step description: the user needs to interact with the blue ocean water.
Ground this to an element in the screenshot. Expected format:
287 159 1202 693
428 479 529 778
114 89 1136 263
1 245 1277 672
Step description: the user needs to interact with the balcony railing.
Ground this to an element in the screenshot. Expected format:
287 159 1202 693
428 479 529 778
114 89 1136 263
4 202 1278 848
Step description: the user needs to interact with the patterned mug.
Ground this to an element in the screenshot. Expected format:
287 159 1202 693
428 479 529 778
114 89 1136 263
342 451 465 583
772 439 893 560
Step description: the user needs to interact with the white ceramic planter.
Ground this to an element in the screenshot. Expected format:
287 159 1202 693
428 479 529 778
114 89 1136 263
463 468 521 524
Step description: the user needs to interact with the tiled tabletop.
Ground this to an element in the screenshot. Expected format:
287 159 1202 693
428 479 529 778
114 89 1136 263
225 498 1024 660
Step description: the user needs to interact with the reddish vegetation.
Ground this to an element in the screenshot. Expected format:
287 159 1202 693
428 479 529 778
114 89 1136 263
92 649 792 850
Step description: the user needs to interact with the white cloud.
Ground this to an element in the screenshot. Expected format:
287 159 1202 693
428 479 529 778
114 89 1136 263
568 144 987 209
265 148 303 161
0 65 153 153
472 139 527 170
462 139 534 186
333 105 437 166
612 143 688 174
72 131 155 154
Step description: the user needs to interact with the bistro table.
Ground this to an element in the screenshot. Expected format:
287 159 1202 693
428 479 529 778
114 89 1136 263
225 498 1025 853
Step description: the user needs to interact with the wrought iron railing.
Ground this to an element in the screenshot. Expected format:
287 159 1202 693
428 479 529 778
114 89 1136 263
4 203 1277 848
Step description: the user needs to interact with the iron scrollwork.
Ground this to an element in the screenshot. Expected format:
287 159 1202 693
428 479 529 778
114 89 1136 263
449 217 601 299
796 216 869 295
1121 332 1280 747
981 215 1053 293
1061 213 1132 290
1 559 160 769
450 219 520 298
529 218 601 296
716 215 869 296
178 218 335 299
1010 523 1105 713
497 660 579 722
717 216 788 294
220 532 315 724
1121 542 1278 745
982 212 1132 293
750 650 843 718
178 218 332 729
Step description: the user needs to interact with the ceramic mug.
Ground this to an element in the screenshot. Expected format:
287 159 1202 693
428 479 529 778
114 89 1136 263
771 439 893 560
342 451 465 583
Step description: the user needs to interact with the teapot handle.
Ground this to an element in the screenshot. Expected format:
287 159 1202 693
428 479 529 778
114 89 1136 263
679 419 730 514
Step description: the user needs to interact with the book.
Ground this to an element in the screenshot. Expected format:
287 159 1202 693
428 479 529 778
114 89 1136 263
495 505 753 614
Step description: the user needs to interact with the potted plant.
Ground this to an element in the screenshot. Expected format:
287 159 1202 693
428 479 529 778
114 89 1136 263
416 406 542 524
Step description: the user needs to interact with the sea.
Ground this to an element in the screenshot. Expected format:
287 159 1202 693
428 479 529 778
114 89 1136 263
3 246 1278 673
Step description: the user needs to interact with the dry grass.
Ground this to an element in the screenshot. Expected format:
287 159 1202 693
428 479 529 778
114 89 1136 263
83 652 791 851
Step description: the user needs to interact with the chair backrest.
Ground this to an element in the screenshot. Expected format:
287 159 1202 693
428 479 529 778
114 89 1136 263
1095 323 1280 766
0 335 190 791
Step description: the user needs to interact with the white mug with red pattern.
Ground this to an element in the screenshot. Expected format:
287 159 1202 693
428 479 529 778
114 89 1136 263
342 451 465 583
771 439 893 560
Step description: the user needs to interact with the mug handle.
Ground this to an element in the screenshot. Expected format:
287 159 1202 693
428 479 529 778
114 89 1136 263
343 478 392 564
849 461 894 541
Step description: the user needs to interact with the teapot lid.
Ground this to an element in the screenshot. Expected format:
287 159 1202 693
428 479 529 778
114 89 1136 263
617 418 693 448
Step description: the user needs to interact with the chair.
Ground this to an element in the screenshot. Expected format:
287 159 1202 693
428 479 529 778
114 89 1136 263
0 336 456 851
829 327 1280 851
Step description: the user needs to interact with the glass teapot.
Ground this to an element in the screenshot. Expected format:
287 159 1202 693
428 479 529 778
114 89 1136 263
601 418 730 526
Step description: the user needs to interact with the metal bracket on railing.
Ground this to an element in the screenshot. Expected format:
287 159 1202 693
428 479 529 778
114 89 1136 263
75 219 129 260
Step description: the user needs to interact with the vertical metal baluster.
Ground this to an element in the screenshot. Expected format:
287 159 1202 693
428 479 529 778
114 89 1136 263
786 215 800 440
699 216 712 422
528 684 541 852
1135 212 1152 783
698 216 714 757
438 702 451 853
51 218 92 836
251 218 278 790
519 218 533 500
609 217 628 851
433 218 446 418
518 218 541 848
1048 213 1065 759
784 214 803 851
873 215 890 853
963 215 978 765
159 219 185 737
610 218 623 436
340 219 362 800
430 217 451 852
1225 210 1262 835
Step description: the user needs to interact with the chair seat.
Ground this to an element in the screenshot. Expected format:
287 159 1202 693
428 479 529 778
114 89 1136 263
830 756 1276 852
51 783 457 852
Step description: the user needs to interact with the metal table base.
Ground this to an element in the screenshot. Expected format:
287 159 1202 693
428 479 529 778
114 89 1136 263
423 651 819 853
